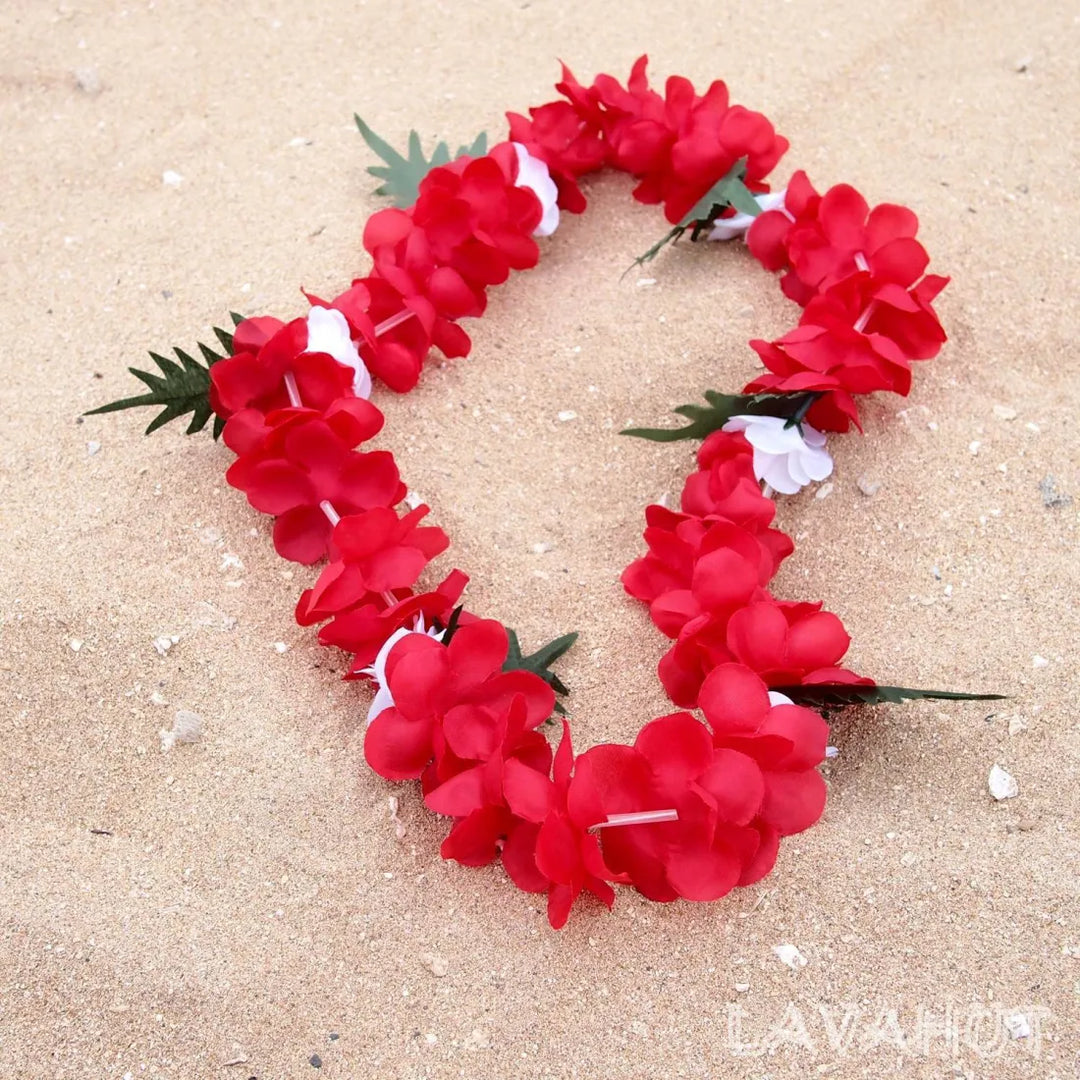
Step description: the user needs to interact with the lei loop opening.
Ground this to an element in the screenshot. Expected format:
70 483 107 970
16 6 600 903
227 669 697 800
89 57 1001 930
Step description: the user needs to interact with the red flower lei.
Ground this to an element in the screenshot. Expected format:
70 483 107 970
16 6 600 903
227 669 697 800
97 58 971 929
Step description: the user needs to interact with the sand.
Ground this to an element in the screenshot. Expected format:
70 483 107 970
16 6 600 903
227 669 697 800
2 1 1078 1077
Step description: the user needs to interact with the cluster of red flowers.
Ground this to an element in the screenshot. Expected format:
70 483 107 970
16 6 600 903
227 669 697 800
742 172 949 431
623 430 868 709
195 60 946 928
510 62 948 433
509 55 788 223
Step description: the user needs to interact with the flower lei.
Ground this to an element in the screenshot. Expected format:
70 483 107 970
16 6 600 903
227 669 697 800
90 57 1000 930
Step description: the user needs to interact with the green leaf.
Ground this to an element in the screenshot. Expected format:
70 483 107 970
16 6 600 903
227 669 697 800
627 158 762 272
456 131 488 159
83 324 234 438
439 605 466 645
503 629 579 715
621 390 820 443
678 157 759 226
769 683 1008 708
624 224 687 275
355 114 488 208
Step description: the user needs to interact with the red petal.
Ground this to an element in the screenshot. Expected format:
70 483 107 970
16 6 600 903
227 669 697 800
759 769 827 835
697 663 771 736
242 460 311 515
364 708 435 780
441 703 501 761
634 712 714 791
664 843 741 901
503 758 556 823
502 821 547 892
424 765 486 817
447 619 509 690
440 806 508 867
756 705 829 771
535 813 579 885
695 749 766 825
387 642 451 720
546 883 575 930
726 602 789 673
736 821 780 886
819 184 869 248
273 506 330 565
692 548 759 610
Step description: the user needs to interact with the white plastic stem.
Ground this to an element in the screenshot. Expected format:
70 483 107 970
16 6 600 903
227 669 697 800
319 500 341 526
284 371 302 408
851 253 877 333
381 591 398 607
854 301 878 334
762 483 775 499
374 309 415 337
591 809 679 831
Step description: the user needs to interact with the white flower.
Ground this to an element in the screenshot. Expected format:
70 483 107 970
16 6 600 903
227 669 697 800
723 414 833 495
362 615 445 724
706 189 788 242
512 142 560 237
305 305 372 399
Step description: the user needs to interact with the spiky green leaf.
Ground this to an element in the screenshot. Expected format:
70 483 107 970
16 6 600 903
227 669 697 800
621 391 820 443
628 158 761 272
355 115 488 208
769 683 1008 708
503 629 579 716
83 325 234 437
678 157 760 226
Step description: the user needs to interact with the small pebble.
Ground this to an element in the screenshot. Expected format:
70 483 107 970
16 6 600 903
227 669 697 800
992 404 1017 421
988 764 1018 801
1008 716 1027 736
87 440 101 456
815 482 834 500
160 709 203 752
969 440 981 455
152 635 179 656
272 642 288 654
309 1054 322 1068
404 490 424 510
1004 1013 1031 1039
530 541 553 554
900 852 918 867
557 410 578 422
162 169 184 187
772 944 807 970
419 951 449 977
1032 655 1049 669
856 477 881 497
73 66 102 94
1039 474 1072 508
69 639 83 652
734 982 750 993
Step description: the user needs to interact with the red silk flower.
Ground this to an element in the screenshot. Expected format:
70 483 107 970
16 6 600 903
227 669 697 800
225 414 404 564
363 620 555 782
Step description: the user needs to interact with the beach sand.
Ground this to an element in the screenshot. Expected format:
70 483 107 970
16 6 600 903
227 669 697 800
1 1 1078 1076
